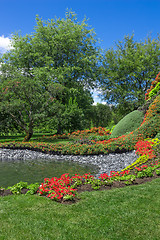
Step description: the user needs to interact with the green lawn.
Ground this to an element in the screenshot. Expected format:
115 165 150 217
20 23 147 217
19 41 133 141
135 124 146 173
0 133 71 145
0 133 52 143
0 178 160 240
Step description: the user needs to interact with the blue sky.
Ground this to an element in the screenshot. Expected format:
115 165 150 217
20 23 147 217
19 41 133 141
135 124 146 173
0 0 160 104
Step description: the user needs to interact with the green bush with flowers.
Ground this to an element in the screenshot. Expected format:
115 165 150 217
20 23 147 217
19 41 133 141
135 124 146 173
145 72 160 101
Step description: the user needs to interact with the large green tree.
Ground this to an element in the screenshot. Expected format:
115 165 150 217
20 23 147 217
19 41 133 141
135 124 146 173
101 34 160 114
91 103 112 127
0 11 101 140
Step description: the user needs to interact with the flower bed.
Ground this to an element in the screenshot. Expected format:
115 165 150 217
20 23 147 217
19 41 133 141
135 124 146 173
37 127 111 142
1 138 160 203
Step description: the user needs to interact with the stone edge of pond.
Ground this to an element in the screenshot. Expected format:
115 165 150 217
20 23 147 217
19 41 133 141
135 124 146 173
0 148 139 178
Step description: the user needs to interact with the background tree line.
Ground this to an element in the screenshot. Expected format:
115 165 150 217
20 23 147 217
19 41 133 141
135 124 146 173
0 10 160 140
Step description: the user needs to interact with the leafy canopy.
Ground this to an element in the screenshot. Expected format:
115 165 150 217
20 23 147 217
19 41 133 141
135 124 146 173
0 11 102 140
101 34 160 110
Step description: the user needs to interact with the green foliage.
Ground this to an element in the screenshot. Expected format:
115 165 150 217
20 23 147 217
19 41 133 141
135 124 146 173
111 102 138 123
156 169 160 175
7 182 28 194
136 167 154 178
7 182 39 195
101 34 160 111
91 103 112 127
26 183 40 195
149 82 160 99
145 72 160 100
58 97 85 133
0 10 101 139
155 132 160 139
111 110 144 138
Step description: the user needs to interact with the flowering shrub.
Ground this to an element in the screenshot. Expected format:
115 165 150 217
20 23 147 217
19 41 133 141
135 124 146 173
37 127 111 142
99 170 130 181
135 140 156 159
134 164 159 178
37 160 160 202
38 174 77 201
145 72 160 101
122 155 149 170
70 127 111 137
142 95 160 123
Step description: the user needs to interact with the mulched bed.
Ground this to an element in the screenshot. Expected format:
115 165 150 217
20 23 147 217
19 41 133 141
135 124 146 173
76 173 160 193
1 174 160 204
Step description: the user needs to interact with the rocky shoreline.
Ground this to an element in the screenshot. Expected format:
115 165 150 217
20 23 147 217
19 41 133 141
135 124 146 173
0 148 138 178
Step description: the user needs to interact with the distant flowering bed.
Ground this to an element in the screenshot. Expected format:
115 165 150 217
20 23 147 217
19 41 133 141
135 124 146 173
0 127 159 156
37 127 111 141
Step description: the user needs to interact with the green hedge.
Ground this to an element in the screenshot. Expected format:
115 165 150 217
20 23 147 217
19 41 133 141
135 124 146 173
111 110 144 138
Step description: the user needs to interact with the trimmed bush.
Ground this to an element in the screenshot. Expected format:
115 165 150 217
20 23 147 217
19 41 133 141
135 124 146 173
111 110 144 138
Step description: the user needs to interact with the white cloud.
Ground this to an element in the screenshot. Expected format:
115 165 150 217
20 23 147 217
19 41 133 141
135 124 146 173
92 88 107 105
0 35 13 53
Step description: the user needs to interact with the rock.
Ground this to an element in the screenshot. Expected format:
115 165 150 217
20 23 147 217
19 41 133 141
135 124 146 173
0 149 138 178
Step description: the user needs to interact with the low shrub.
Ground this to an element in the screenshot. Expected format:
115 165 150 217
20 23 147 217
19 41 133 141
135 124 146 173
37 127 111 142
111 110 144 138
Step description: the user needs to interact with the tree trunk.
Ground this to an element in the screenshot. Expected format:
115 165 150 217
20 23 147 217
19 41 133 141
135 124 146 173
23 122 33 141
57 124 62 135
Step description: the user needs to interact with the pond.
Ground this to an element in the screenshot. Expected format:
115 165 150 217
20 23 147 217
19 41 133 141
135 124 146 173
0 148 138 188
0 152 100 188
0 158 98 188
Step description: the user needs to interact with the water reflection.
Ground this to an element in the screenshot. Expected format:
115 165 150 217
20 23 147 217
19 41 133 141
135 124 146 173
0 158 98 188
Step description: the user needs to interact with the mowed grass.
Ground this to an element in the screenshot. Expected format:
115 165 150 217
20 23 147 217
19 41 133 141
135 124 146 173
0 133 71 145
0 133 53 143
0 178 160 240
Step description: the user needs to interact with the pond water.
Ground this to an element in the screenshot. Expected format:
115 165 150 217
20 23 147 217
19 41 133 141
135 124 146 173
0 158 98 188
0 148 138 188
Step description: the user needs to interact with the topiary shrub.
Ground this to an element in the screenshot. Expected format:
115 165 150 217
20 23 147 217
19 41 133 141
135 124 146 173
111 110 144 138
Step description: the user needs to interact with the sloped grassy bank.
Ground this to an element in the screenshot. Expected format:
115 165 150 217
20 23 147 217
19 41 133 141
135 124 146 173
0 178 160 240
